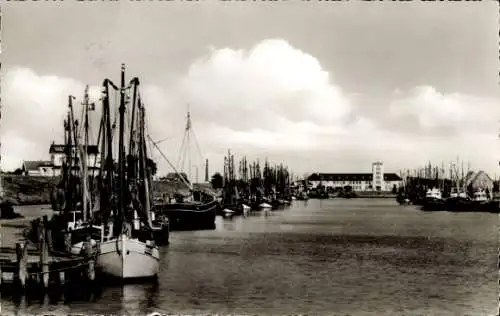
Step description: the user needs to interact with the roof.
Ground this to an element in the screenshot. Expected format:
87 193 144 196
464 170 493 186
49 143 99 155
308 173 402 182
22 160 52 171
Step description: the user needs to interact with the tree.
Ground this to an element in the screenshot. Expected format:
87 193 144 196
146 158 157 176
210 172 223 189
493 181 499 193
392 184 397 194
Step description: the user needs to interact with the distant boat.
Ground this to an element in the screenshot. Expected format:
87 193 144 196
421 188 445 211
222 208 236 216
259 202 272 210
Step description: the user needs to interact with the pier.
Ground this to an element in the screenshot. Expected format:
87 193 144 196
0 215 97 295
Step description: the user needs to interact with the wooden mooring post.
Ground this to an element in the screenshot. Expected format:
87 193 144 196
39 216 49 288
82 236 95 282
15 242 28 290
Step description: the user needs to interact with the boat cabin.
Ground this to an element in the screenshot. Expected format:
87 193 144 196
425 188 442 200
473 191 488 202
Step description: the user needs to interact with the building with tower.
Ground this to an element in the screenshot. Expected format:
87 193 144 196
307 161 402 192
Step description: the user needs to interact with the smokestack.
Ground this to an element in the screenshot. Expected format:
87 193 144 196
205 159 209 182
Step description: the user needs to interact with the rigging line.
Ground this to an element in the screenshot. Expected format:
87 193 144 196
190 128 205 163
148 134 193 191
142 102 156 163
176 131 188 171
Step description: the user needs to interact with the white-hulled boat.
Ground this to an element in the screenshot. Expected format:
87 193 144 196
93 64 160 279
98 234 159 278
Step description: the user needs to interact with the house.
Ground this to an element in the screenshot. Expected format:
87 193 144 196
21 161 54 176
49 142 100 177
307 162 403 192
463 170 494 192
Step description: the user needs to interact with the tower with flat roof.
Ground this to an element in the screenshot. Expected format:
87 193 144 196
372 161 384 191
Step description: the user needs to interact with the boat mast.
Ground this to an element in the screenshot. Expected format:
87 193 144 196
100 79 113 218
128 78 139 157
65 97 75 213
82 87 89 222
187 108 191 183
118 63 127 228
140 104 152 227
177 105 204 187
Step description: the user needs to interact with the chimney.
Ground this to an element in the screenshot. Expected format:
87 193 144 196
205 159 209 182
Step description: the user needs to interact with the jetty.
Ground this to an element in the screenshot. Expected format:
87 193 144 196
0 215 96 294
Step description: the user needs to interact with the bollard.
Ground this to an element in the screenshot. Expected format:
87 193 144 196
39 219 49 288
15 242 27 290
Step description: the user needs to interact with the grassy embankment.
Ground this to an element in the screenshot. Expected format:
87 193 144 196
1 175 59 205
1 174 218 206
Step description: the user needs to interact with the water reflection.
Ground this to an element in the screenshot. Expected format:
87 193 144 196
1 199 498 315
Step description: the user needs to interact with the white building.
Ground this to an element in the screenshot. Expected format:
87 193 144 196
307 161 403 192
48 142 100 177
21 160 55 176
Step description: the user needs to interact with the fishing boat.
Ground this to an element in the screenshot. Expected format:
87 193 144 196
49 80 169 257
151 110 218 230
421 187 446 211
48 87 106 253
94 64 162 279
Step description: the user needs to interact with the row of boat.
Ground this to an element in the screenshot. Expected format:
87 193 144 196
397 187 499 213
34 64 224 281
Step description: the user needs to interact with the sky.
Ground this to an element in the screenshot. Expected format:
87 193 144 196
1 1 499 180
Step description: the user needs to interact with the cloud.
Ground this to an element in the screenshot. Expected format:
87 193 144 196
2 68 92 169
388 85 500 134
2 40 499 178
178 39 351 130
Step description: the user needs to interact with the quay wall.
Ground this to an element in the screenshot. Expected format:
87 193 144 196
355 191 397 198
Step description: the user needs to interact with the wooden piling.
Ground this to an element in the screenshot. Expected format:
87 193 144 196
31 219 38 243
15 242 27 290
39 218 49 288
82 236 95 282
44 215 53 251
59 271 66 286
64 232 72 253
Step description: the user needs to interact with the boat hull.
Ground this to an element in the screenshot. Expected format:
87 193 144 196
421 198 446 211
155 201 218 230
97 235 160 279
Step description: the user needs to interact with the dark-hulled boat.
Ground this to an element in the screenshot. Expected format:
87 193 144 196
154 191 218 230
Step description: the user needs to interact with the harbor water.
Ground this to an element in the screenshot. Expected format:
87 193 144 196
1 199 498 315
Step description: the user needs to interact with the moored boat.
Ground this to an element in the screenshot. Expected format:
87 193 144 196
93 64 161 280
421 188 446 211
